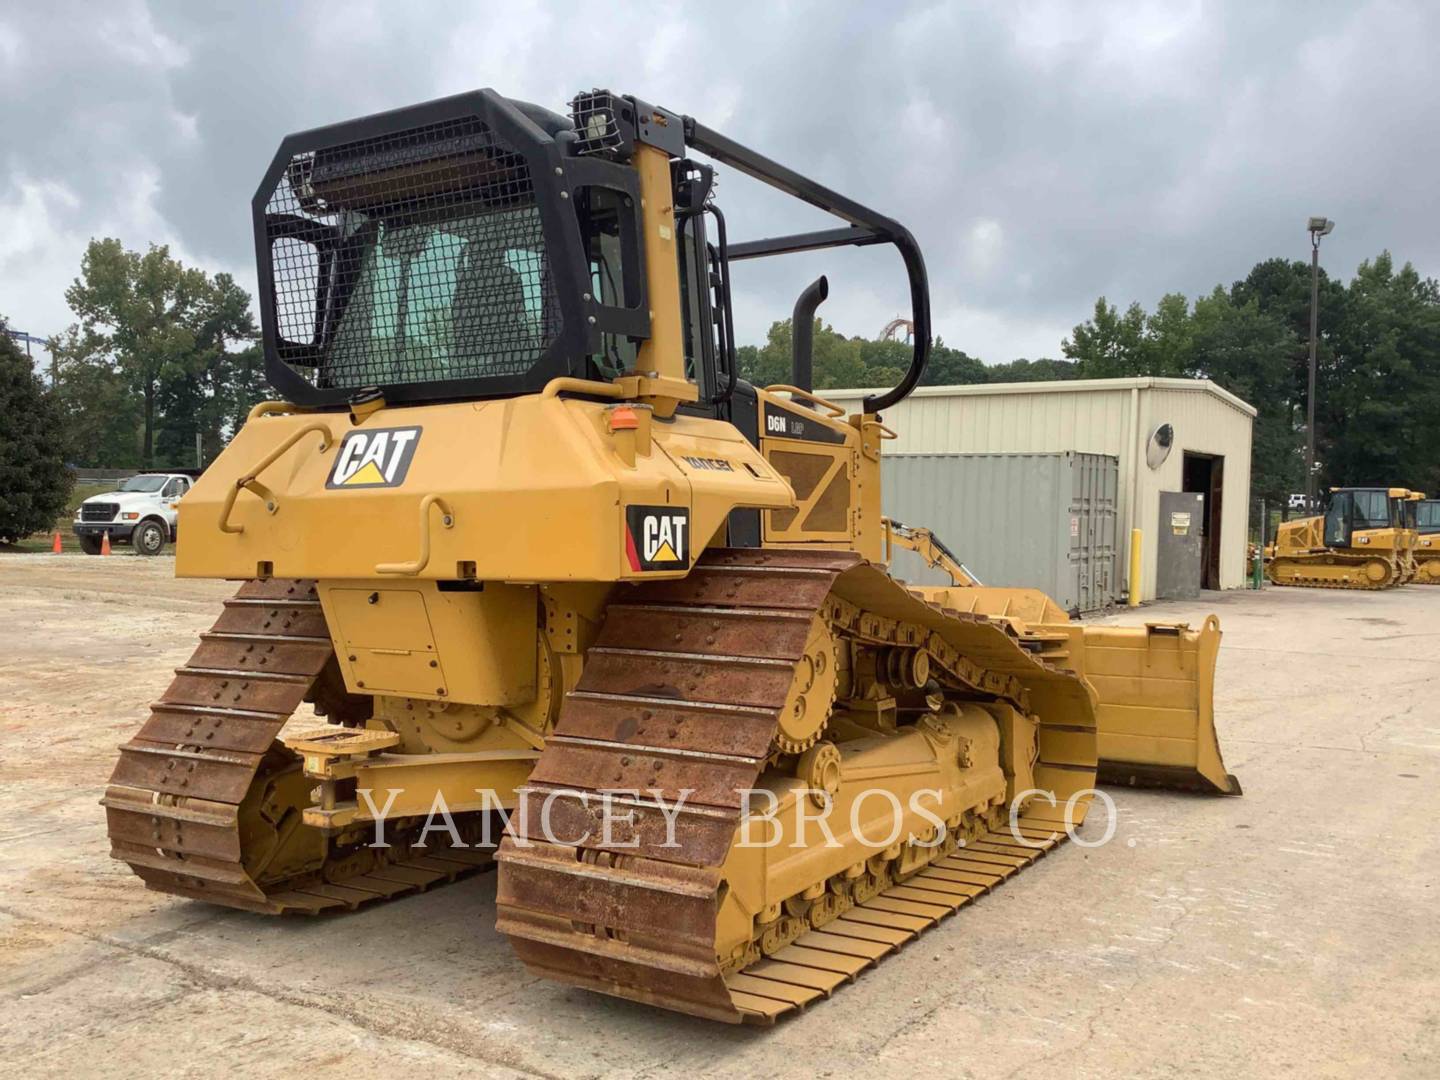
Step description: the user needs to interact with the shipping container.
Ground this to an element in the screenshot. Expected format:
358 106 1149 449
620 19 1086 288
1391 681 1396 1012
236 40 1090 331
882 451 1119 614
826 378 1256 601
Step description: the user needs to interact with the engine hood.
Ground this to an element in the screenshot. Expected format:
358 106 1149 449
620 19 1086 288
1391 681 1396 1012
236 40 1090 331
83 491 162 507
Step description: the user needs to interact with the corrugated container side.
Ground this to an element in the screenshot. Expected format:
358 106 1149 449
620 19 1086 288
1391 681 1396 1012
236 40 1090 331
880 452 1119 612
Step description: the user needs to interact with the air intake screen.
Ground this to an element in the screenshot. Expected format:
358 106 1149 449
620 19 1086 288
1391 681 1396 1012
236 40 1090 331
264 115 561 391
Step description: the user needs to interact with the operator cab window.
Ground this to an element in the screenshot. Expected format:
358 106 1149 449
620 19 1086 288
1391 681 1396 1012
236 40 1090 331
163 478 188 500
579 187 639 379
326 208 556 388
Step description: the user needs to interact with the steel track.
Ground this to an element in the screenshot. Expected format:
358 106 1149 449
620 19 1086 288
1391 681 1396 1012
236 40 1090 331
102 579 492 914
495 548 1098 1023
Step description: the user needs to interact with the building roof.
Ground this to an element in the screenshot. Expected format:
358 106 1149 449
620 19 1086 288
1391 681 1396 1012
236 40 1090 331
824 376 1258 419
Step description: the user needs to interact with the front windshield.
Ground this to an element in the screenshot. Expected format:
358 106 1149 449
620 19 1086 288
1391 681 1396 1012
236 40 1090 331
119 476 169 493
323 206 559 390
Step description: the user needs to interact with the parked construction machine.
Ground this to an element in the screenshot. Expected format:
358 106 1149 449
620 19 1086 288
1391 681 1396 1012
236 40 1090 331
1411 495 1439 584
103 88 1238 1023
1266 486 1411 589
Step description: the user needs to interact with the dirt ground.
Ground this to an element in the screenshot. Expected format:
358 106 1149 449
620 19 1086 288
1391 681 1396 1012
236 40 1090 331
0 554 1436 1078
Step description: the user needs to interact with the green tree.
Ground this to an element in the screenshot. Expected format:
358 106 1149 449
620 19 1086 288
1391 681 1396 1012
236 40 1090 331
738 320 796 388
1143 292 1195 377
987 357 1080 382
1186 288 1302 503
48 325 142 467
1324 253 1440 492
155 272 258 466
0 316 72 543
923 339 988 385
1229 256 1347 489
738 318 905 390
1061 297 1148 376
221 344 270 442
59 240 257 468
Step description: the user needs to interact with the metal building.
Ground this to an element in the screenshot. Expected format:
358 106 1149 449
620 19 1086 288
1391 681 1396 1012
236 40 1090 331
827 378 1256 602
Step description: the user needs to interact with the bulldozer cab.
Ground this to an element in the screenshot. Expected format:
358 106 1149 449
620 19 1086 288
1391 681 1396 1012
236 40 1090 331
1419 498 1440 534
257 95 655 405
1322 487 1398 548
254 88 929 411
252 89 929 569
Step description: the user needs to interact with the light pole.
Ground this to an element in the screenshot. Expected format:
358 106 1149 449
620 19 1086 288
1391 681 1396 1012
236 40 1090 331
1305 216 1334 512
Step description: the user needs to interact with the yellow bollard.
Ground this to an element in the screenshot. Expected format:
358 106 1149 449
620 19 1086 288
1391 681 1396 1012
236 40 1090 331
1128 527 1142 607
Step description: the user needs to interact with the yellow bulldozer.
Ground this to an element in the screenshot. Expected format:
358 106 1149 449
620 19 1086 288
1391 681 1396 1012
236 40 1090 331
1266 486 1412 589
102 88 1238 1024
1411 495 1439 584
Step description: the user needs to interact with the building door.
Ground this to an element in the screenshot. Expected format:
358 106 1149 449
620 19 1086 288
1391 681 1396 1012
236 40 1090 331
1182 452 1225 590
1156 491 1205 599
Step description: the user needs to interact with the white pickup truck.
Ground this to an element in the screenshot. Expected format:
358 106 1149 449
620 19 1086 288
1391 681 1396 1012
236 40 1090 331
72 473 193 556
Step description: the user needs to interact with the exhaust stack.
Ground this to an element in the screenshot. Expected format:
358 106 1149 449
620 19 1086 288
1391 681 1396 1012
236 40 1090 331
790 275 829 393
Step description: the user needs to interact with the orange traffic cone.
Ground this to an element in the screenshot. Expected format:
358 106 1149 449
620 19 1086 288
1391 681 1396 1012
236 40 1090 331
100 531 111 556
52 532 62 553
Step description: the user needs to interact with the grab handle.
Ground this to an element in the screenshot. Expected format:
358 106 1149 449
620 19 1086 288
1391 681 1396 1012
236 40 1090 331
375 494 455 576
218 422 331 535
763 384 847 418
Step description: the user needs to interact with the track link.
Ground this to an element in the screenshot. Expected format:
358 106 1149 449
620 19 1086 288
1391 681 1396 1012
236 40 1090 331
496 548 1097 1023
1266 554 1398 590
102 578 492 914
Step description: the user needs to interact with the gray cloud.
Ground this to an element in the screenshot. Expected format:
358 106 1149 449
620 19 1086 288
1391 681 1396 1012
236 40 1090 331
3 0 1437 371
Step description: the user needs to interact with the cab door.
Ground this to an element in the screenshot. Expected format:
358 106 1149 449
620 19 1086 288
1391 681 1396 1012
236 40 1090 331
1323 492 1353 548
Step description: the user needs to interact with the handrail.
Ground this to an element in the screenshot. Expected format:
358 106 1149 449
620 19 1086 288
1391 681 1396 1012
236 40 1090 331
375 494 455 576
763 384 847 418
246 400 305 421
682 115 931 416
218 422 332 535
540 377 626 401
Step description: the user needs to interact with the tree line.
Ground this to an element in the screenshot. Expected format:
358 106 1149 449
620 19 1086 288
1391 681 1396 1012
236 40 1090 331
740 250 1440 503
46 238 266 469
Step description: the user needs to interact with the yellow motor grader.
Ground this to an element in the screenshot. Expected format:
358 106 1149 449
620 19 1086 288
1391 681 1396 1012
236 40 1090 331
1411 495 1440 584
1266 487 1411 589
103 88 1238 1024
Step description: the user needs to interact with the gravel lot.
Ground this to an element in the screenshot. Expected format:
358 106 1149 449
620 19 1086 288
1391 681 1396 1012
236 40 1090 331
1 554 1436 1078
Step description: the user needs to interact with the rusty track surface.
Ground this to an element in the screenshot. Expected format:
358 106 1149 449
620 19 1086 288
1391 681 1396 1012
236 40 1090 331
102 578 491 914
495 548 1097 1023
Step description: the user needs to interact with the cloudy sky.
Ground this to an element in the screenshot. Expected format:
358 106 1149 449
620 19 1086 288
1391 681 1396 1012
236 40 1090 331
3 0 1437 373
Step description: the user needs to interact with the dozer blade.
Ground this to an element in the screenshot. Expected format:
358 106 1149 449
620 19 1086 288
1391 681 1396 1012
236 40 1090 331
1072 616 1239 796
905 586 1239 796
